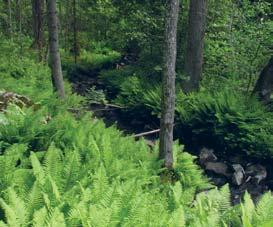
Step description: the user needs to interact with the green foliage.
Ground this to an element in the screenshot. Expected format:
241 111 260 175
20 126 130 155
106 77 273 159
99 66 161 112
0 103 209 226
0 42 52 102
1 1 273 225
177 89 273 158
2 102 273 226
205 0 273 88
86 86 107 104
99 66 137 96
1 39 269 225
62 47 121 72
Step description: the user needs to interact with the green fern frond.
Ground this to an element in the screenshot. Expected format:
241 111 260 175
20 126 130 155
44 144 62 183
46 207 66 227
0 188 28 227
30 152 45 185
32 207 48 227
241 192 255 227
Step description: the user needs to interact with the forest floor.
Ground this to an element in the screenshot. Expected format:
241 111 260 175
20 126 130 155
69 64 273 205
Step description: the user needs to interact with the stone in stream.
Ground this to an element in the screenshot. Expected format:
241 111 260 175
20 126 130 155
205 162 231 177
245 164 267 184
199 147 217 165
232 164 245 186
211 177 227 187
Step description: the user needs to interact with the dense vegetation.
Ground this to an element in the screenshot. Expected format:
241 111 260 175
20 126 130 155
1 0 273 226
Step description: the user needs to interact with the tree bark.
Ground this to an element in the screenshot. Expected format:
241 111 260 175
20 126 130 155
47 0 65 99
6 0 13 38
72 0 78 64
182 0 207 93
159 0 179 169
32 0 44 62
253 56 273 104
16 0 23 56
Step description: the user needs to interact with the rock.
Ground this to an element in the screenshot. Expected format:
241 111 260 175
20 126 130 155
205 162 231 177
211 177 227 186
199 147 217 165
0 91 33 112
232 164 245 173
245 164 267 184
232 164 245 186
228 155 248 166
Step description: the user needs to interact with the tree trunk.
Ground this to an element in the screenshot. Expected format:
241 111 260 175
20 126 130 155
182 0 207 93
159 0 180 169
253 56 273 104
16 0 23 56
72 0 78 64
7 0 13 38
32 0 44 62
47 0 65 99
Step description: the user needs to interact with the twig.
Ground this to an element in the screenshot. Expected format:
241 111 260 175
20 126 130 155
132 129 160 138
90 101 124 109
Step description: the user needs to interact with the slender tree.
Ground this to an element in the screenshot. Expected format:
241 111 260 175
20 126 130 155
16 0 23 56
6 0 13 38
159 0 180 169
32 0 44 61
253 56 273 104
72 0 78 64
47 0 65 99
182 0 207 93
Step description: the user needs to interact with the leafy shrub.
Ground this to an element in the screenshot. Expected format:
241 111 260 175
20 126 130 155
2 104 273 226
177 89 273 158
118 81 273 160
62 47 121 72
98 67 134 99
0 103 211 226
86 86 107 104
1 38 273 226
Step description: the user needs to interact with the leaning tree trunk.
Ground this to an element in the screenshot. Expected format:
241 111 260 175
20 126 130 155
47 0 65 99
253 56 273 104
182 0 207 93
159 0 180 169
32 0 44 62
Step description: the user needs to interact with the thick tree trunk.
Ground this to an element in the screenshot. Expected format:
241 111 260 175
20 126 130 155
159 0 179 169
47 0 65 99
253 56 273 104
32 0 44 61
182 0 207 93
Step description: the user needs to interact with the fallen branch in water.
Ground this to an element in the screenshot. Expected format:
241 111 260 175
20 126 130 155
132 129 160 138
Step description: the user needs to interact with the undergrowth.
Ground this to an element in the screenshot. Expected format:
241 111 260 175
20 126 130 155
99 65 273 159
1 39 273 226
